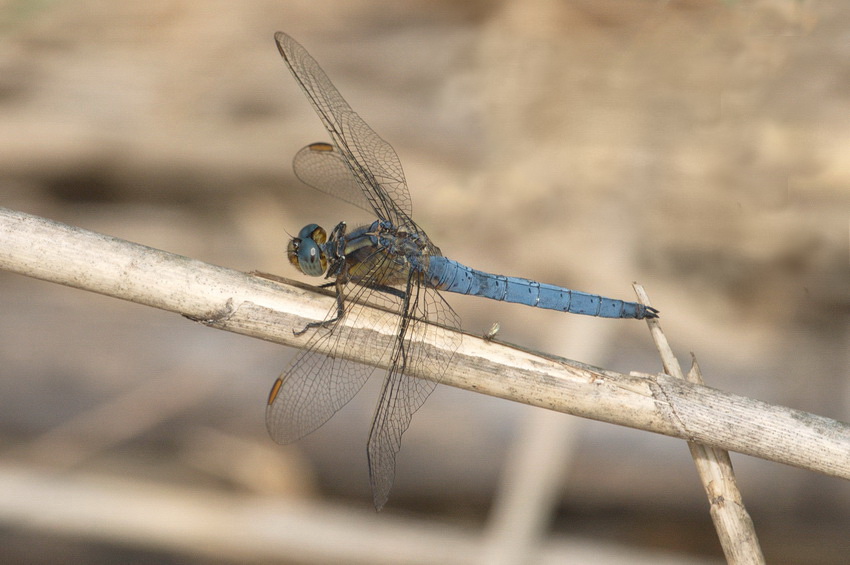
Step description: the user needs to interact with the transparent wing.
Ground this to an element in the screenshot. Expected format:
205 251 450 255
265 329 388 444
292 142 376 216
275 32 414 230
367 279 462 510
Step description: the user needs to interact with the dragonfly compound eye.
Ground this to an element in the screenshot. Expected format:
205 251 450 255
296 237 327 276
288 224 328 276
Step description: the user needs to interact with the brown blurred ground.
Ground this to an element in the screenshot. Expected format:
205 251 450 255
0 1 848 564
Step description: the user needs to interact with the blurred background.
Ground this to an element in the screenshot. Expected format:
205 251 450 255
1 0 848 563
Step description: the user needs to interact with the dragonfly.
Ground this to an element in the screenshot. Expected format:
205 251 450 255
267 31 658 510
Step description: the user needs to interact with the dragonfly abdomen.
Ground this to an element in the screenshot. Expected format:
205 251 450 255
427 256 655 320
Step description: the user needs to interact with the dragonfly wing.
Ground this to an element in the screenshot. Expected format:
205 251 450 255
292 142 376 216
275 31 413 229
267 348 376 444
367 281 462 510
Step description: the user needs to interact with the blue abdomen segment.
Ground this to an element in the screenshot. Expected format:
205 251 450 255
427 256 655 320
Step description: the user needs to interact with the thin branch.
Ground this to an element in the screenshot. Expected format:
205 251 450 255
2 207 850 480
634 284 765 565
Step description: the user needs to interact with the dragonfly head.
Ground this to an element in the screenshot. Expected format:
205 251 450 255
287 224 328 277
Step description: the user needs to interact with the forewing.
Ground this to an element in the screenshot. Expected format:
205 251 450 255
367 280 462 510
275 32 413 229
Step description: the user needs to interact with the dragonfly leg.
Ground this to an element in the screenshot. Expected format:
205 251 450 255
361 282 406 300
293 277 346 336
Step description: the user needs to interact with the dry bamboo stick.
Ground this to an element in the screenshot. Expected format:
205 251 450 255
1 206 849 481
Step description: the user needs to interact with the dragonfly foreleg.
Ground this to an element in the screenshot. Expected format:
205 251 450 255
293 276 347 336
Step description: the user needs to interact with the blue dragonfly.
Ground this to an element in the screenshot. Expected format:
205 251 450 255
267 32 658 510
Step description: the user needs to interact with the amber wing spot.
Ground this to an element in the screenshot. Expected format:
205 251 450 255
308 142 334 152
267 377 284 405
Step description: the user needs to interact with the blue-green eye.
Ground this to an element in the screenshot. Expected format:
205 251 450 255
287 224 327 276
296 237 325 276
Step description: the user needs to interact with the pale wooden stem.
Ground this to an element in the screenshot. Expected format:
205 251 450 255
1 207 849 482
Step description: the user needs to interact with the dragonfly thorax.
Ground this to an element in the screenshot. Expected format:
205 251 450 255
287 223 328 277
